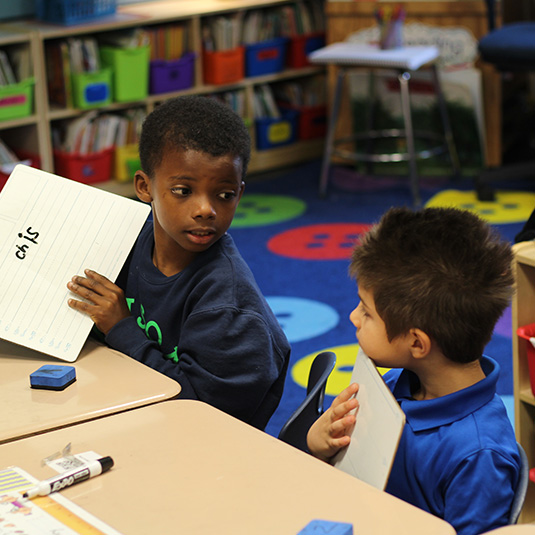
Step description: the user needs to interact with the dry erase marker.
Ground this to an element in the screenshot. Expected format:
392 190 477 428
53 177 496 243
22 456 114 499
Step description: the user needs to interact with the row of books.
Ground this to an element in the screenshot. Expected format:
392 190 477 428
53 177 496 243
146 23 190 62
0 48 31 86
274 77 326 107
203 0 324 51
254 84 282 119
52 108 146 155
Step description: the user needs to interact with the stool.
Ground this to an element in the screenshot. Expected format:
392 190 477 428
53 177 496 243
309 43 460 206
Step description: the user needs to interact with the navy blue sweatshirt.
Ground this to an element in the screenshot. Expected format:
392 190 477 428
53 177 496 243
106 222 290 430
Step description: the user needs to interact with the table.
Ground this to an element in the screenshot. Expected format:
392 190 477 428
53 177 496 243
0 400 456 535
0 338 180 444
325 1 501 167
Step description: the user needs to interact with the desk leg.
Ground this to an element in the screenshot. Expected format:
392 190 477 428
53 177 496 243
320 68 346 197
398 71 420 206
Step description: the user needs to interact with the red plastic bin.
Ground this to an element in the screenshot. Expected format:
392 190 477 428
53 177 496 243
0 150 41 191
203 47 244 85
517 323 535 396
54 148 113 184
286 32 325 69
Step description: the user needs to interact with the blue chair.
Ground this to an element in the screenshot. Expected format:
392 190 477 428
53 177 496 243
509 442 529 524
278 351 336 453
475 0 535 200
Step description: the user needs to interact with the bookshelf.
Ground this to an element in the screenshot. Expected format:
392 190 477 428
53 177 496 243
512 241 535 523
0 0 326 196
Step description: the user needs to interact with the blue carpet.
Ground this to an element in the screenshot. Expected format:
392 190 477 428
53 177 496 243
229 159 535 437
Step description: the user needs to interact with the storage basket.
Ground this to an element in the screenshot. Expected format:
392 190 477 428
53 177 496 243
35 0 117 25
517 323 535 397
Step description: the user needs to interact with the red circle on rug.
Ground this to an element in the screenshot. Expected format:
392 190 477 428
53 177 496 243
268 223 372 260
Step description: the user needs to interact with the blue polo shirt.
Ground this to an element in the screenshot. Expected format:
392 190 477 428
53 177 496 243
384 356 520 535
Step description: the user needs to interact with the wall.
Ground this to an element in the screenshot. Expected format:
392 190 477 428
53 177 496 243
0 0 147 21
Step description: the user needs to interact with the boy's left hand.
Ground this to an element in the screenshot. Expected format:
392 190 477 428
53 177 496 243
67 269 130 335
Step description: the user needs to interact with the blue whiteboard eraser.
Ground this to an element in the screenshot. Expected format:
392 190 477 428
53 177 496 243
298 520 353 535
30 365 76 390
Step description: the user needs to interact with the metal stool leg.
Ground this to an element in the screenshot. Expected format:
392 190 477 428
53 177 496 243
319 68 346 197
430 64 461 180
365 71 377 175
398 71 421 206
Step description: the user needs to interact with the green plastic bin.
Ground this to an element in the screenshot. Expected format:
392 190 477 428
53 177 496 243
0 78 35 121
100 45 150 102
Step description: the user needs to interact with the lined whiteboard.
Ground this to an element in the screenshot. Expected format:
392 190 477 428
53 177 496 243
333 348 405 490
0 165 150 361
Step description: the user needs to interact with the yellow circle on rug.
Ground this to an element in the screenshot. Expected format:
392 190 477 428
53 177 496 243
292 344 389 397
425 189 535 224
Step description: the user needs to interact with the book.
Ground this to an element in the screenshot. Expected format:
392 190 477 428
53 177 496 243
0 165 150 362
333 348 405 490
308 43 439 71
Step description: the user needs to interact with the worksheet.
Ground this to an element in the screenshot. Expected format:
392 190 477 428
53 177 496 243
0 465 121 534
0 165 150 362
333 348 405 490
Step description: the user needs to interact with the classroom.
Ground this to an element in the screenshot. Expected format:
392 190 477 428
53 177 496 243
0 0 534 533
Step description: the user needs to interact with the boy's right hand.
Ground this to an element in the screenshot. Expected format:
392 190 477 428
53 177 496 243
307 382 359 462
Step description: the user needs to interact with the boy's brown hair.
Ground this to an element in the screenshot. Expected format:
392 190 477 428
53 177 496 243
349 207 514 363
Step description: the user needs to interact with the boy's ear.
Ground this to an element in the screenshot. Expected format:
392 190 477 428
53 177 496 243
238 181 245 202
134 171 152 204
408 328 432 359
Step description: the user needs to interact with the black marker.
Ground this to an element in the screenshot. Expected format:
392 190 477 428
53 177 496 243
22 456 114 499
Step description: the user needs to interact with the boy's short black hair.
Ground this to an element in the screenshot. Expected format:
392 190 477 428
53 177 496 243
139 95 251 180
350 206 514 363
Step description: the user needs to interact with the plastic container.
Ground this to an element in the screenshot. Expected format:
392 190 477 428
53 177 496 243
517 323 535 396
0 78 35 121
0 150 41 191
245 38 288 77
100 45 150 102
149 53 195 95
71 69 112 109
286 32 326 68
54 148 113 184
114 143 140 182
35 0 117 25
255 110 298 150
297 104 327 139
202 47 244 85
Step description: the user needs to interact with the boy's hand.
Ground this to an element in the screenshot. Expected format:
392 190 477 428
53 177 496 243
67 269 130 335
307 382 359 462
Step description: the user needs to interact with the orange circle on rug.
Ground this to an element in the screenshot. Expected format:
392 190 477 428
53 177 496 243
268 223 372 260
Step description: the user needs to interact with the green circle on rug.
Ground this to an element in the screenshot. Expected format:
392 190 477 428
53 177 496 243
425 190 535 224
231 194 306 228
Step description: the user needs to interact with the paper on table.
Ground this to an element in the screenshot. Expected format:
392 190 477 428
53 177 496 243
333 347 405 490
0 164 150 362
0 465 122 534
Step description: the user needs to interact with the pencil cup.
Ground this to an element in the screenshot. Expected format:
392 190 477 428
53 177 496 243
379 19 403 50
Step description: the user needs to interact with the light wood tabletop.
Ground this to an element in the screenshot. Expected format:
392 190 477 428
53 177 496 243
0 399 456 535
0 338 180 444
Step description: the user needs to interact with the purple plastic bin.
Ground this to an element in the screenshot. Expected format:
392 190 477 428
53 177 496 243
149 53 195 95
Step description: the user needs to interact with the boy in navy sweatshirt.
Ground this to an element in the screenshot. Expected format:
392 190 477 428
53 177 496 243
67 96 290 430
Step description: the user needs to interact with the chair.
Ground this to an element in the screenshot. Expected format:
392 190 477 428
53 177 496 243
309 43 460 206
509 441 530 524
278 351 336 452
475 0 535 200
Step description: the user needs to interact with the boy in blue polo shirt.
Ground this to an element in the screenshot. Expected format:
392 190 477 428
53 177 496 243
307 207 520 535
66 96 290 430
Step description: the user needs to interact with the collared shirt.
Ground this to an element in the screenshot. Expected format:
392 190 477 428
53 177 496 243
384 356 520 535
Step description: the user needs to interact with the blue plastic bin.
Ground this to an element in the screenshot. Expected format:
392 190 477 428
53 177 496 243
35 0 117 25
245 37 288 77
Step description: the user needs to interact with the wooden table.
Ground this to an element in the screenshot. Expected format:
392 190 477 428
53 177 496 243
0 400 456 535
0 338 180 444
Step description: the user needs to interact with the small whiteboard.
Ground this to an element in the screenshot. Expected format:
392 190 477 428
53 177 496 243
0 165 150 362
333 348 405 490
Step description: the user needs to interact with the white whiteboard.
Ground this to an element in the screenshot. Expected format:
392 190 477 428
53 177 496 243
333 348 405 490
0 164 150 362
